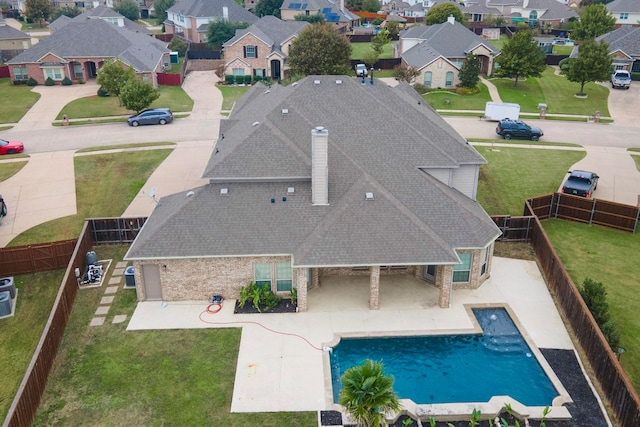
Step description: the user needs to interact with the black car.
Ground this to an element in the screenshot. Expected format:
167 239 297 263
127 108 173 127
562 170 599 198
496 119 543 141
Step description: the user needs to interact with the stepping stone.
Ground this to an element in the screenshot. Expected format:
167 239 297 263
112 315 127 324
112 268 125 277
95 306 110 315
104 286 118 295
116 261 128 269
90 317 105 326
100 296 114 305
109 277 122 285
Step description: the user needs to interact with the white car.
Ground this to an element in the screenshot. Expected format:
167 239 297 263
355 64 368 77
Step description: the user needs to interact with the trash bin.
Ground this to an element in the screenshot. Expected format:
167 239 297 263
0 291 11 316
0 276 16 299
124 266 136 288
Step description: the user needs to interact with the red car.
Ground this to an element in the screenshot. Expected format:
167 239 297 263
0 139 24 155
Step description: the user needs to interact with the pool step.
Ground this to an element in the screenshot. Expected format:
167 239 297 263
483 333 529 354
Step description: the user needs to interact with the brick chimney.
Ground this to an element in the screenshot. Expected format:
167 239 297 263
311 126 329 205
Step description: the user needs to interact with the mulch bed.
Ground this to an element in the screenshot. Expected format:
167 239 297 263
233 298 297 314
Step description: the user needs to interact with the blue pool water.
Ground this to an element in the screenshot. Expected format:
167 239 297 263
330 308 558 406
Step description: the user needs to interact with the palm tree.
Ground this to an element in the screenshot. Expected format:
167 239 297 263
339 359 401 427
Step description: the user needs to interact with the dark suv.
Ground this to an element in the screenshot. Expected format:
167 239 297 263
496 119 543 141
127 108 173 127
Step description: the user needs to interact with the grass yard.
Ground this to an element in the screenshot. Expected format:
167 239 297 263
0 270 65 421
57 85 194 120
350 42 395 60
491 67 610 116
0 161 28 181
423 83 492 111
218 85 251 111
0 78 41 124
33 245 316 427
542 220 640 392
8 149 173 246
476 146 585 215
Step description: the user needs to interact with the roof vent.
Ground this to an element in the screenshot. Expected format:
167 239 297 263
365 192 374 200
282 108 289 115
220 188 228 195
292 82 298 87
264 89 270 94
252 121 260 127
313 79 321 85
186 191 195 198
336 79 342 85
287 187 295 194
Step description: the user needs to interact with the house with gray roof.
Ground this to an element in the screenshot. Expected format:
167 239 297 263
606 0 640 27
124 75 501 311
64 5 153 36
0 18 31 62
280 0 360 33
399 17 500 88
165 0 259 43
462 0 577 28
222 16 308 81
7 18 169 86
591 26 640 73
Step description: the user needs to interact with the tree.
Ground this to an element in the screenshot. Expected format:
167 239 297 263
295 13 324 23
153 0 175 25
114 0 140 22
362 49 379 69
458 53 481 88
371 30 390 55
51 5 81 20
571 3 615 40
494 30 546 87
168 36 188 57
120 78 160 113
339 359 400 427
206 20 251 48
346 0 364 11
96 59 135 103
392 63 419 83
563 38 611 96
252 0 281 18
361 0 381 13
24 0 53 27
288 24 352 75
425 3 464 25
384 20 400 37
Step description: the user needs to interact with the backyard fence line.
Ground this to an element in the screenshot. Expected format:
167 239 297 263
0 240 76 276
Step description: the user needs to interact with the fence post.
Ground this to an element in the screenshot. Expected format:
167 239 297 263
634 206 639 234
554 192 561 218
589 199 597 226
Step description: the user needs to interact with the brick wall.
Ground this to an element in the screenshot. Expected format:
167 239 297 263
224 34 271 75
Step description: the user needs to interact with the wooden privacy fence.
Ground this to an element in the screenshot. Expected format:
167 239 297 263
0 240 76 277
523 199 640 426
491 215 534 242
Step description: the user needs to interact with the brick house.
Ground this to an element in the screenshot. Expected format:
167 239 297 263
399 17 500 88
571 26 640 74
222 16 308 81
606 0 640 27
7 18 169 86
0 18 31 62
165 0 258 43
125 76 501 311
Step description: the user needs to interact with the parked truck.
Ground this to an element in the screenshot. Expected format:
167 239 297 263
484 102 520 121
611 70 631 89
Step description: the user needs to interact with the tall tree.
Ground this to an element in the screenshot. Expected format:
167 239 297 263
206 21 251 48
339 359 401 427
114 0 140 21
385 20 400 37
371 29 390 55
120 78 160 113
288 23 352 75
252 0 281 18
494 30 546 87
425 3 464 25
153 0 175 25
563 38 611 96
361 0 381 13
571 3 615 40
51 5 81 20
96 59 135 103
458 53 481 88
24 0 52 27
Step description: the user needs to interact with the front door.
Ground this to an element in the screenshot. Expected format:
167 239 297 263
271 59 281 81
142 264 162 300
423 265 435 283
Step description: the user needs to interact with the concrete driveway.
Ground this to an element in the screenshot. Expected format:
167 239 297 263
605 80 640 128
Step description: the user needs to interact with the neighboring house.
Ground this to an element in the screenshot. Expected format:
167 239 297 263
399 17 500 88
222 16 308 81
124 76 502 311
7 18 169 85
606 0 640 27
50 5 153 36
280 0 360 33
462 0 577 28
590 26 640 73
0 18 31 62
165 0 259 43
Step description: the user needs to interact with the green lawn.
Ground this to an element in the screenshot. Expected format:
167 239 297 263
423 83 492 111
0 79 41 124
491 67 610 115
57 85 194 119
476 146 586 216
350 42 395 60
218 85 251 111
543 220 640 392
164 57 184 74
0 161 28 181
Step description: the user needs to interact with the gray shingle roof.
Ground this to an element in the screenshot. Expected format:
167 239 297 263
51 5 152 35
126 76 500 266
0 20 30 40
7 19 168 72
280 0 359 23
223 15 308 53
168 0 259 23
597 26 640 58
607 0 640 13
524 0 577 21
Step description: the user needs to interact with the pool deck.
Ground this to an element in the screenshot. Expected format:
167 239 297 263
127 257 608 423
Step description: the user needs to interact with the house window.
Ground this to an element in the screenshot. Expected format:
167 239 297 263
253 68 264 77
615 64 624 70
13 66 27 80
632 61 640 73
424 71 432 87
276 262 293 292
43 67 64 81
232 68 245 76
164 56 169 67
445 71 454 87
73 63 83 79
254 263 272 289
452 253 472 282
481 248 489 276
244 45 257 59
620 13 628 20
473 14 482 22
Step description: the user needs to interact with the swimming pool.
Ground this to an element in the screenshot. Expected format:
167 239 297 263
330 308 558 406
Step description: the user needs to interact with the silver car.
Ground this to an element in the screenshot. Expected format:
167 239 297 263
127 108 174 127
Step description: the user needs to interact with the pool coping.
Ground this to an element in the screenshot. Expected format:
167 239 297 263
321 303 573 423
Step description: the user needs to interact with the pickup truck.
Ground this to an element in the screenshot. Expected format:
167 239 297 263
561 170 599 198
611 70 631 89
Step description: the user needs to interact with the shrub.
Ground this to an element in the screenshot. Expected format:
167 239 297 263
97 86 110 97
237 281 281 312
225 75 235 85
456 85 480 95
263 76 272 86
45 77 55 86
412 83 429 94
61 76 72 86
243 75 252 85
26 77 37 86
580 277 622 351
76 79 84 84
235 75 245 85
168 36 187 57
254 75 263 83
12 80 27 85
558 57 571 72
631 72 640 81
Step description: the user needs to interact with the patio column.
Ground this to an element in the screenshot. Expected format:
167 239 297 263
296 268 308 312
369 265 380 310
438 265 453 308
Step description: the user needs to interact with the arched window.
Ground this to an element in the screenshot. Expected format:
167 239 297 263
445 71 454 87
424 71 432 87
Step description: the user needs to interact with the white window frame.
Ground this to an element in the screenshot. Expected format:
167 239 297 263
13 66 27 80
424 71 432 87
254 263 272 289
43 67 64 81
276 262 293 292
245 45 256 58
452 253 472 283
620 13 628 20
445 71 454 87
232 68 245 76
481 248 489 276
